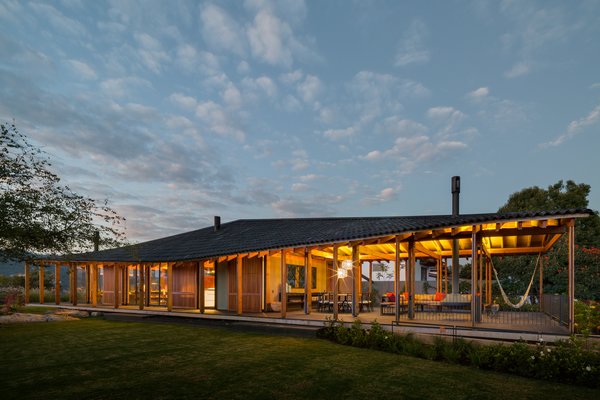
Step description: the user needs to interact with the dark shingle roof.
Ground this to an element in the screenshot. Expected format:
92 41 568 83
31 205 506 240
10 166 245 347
66 208 592 263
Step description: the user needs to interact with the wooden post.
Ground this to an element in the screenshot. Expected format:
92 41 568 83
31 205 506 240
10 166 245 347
332 245 338 320
236 256 243 316
73 264 78 306
113 264 119 309
394 236 401 322
443 258 448 293
167 263 174 311
568 221 575 334
280 250 287 318
85 265 91 303
407 239 415 320
39 264 45 304
24 261 30 304
368 261 373 296
471 228 481 324
539 253 544 309
91 264 97 307
352 244 359 317
55 263 61 305
305 249 312 315
138 264 144 310
199 261 205 313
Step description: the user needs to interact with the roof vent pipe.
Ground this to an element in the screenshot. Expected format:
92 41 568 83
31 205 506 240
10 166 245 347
93 231 100 252
451 176 460 217
214 216 221 232
451 176 460 294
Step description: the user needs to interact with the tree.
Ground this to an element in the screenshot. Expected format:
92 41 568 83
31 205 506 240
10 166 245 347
494 180 600 300
498 180 600 246
0 122 126 262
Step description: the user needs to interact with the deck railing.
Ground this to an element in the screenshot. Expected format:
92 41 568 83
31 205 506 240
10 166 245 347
541 293 568 327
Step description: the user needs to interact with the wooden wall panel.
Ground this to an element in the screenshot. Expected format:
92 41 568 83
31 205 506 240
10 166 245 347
173 262 197 308
103 266 115 305
242 257 262 312
227 260 237 312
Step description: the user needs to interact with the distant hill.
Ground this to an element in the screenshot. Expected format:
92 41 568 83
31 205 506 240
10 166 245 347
0 260 24 276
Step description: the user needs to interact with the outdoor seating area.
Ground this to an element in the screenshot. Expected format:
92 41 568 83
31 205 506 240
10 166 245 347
315 292 373 313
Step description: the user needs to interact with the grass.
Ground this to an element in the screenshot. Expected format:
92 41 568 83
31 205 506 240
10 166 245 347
13 305 58 314
1 318 598 400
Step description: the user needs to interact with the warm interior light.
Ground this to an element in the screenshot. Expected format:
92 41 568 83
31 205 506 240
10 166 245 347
341 260 353 270
337 268 348 279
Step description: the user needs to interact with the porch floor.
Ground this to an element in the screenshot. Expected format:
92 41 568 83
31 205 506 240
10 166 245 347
27 302 569 340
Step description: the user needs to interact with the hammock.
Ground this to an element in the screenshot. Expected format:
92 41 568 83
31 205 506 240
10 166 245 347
490 253 540 309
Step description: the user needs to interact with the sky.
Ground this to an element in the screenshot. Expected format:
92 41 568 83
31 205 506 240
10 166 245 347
1 0 600 244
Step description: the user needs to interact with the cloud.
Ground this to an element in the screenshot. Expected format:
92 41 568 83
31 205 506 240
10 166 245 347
29 2 86 37
591 83 600 90
100 77 152 98
382 117 428 137
169 92 198 110
200 3 246 56
540 104 600 148
504 61 530 78
246 5 318 67
427 106 465 122
323 126 356 140
291 183 309 192
297 74 322 106
363 187 398 205
67 59 97 80
247 9 293 66
467 87 489 99
195 100 245 141
272 194 341 217
175 44 220 74
395 19 430 67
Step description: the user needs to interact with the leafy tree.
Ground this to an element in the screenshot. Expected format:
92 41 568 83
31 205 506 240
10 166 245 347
494 180 600 300
0 122 126 262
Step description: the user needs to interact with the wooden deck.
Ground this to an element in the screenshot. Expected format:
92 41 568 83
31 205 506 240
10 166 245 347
26 302 570 342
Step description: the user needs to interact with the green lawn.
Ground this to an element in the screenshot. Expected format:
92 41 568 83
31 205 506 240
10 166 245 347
0 318 597 400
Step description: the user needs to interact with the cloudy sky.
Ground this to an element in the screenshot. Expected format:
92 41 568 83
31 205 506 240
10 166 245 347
1 0 599 244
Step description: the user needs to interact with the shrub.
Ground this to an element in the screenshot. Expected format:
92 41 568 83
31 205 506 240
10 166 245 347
0 287 25 314
318 320 600 388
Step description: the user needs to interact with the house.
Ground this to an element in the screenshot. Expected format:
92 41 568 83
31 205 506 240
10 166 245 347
26 207 591 335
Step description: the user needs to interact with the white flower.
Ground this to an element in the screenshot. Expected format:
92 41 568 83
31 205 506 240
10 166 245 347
540 351 544 357
546 348 551 353
586 366 592 372
531 356 535 360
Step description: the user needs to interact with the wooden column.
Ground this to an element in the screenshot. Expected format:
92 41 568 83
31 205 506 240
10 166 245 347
113 264 119 309
39 264 45 304
368 261 373 296
538 253 544 309
443 258 448 293
24 261 30 304
54 263 61 305
199 261 205 313
471 228 481 324
167 263 174 311
264 256 270 311
394 236 401 322
332 245 338 320
568 221 575 334
72 264 78 306
280 250 287 318
236 256 243 316
138 264 144 310
91 264 98 307
352 244 360 317
85 265 91 303
304 249 312 315
407 239 415 320
145 264 151 306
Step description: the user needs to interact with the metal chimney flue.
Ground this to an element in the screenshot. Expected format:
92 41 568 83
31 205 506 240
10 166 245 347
214 216 221 232
93 231 100 252
451 176 460 217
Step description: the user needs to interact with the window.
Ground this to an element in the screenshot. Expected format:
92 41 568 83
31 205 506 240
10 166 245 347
287 265 317 289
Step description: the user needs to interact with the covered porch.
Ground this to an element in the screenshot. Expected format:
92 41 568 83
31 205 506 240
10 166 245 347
25 210 587 336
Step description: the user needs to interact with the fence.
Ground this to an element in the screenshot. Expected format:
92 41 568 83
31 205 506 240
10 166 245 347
541 293 568 327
